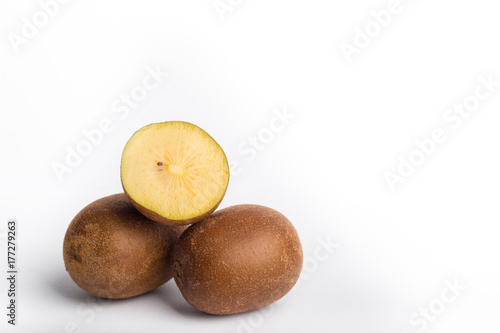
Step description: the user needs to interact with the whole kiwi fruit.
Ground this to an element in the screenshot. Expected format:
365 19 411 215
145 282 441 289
172 204 303 315
63 193 186 299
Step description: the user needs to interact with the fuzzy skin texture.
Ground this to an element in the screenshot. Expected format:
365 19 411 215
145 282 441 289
63 193 187 299
172 204 303 315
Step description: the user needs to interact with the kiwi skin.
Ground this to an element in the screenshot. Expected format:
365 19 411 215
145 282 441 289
172 204 303 315
63 193 187 299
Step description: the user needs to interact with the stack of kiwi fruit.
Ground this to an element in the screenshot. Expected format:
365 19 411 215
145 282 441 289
63 121 303 315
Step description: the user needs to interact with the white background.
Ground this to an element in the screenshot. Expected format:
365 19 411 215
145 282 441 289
1 0 500 332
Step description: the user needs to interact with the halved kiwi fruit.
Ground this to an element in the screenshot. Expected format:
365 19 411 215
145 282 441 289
120 121 230 226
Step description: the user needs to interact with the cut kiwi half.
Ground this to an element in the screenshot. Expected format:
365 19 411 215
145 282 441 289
120 121 230 225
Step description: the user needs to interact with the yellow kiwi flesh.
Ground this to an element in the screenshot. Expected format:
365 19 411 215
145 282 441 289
120 121 230 225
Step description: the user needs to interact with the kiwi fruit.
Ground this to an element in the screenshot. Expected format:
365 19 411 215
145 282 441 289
63 193 186 299
120 121 230 226
172 204 303 315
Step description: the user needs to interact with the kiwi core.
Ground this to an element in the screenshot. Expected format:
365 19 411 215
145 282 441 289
168 164 185 175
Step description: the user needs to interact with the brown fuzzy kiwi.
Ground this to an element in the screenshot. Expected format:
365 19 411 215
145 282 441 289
63 193 187 299
172 204 303 315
